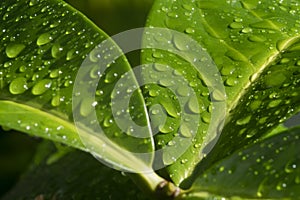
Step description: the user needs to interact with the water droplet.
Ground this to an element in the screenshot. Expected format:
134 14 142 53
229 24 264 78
80 98 94 117
201 114 210 124
229 22 243 29
184 27 195 34
167 140 176 146
180 159 188 164
159 79 174 87
248 35 266 42
152 52 163 58
6 43 25 58
173 34 189 51
153 64 169 72
264 72 286 87
103 116 113 128
32 79 52 95
159 124 174 133
236 115 251 125
187 96 200 114
28 0 39 6
51 43 63 58
225 77 238 86
9 77 28 94
241 27 252 33
160 100 180 118
211 89 227 101
285 161 297 173
37 32 52 46
280 58 290 64
50 69 62 78
176 85 190 97
268 99 282 108
179 123 192 138
51 95 61 107
104 71 118 83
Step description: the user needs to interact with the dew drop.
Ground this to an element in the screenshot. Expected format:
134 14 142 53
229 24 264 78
50 69 62 78
229 22 243 29
159 124 174 133
236 115 251 125
6 43 25 58
187 96 200 114
268 99 282 108
248 35 266 42
173 34 189 51
51 95 61 107
225 77 238 86
179 123 192 138
184 27 195 34
29 0 39 6
80 98 94 117
103 116 113 128
9 77 28 94
176 85 190 97
51 43 63 58
37 32 52 46
32 79 52 95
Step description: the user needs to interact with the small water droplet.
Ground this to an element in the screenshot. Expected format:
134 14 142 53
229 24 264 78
9 77 28 94
225 77 238 86
29 0 39 6
229 22 243 29
6 43 25 58
184 27 195 34
187 96 200 114
152 52 163 58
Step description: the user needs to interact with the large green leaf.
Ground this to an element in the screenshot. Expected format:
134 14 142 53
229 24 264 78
2 142 150 200
183 126 300 199
142 0 300 185
0 0 156 175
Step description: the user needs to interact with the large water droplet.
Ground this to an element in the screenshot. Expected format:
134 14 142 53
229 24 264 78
9 77 28 94
31 79 52 95
37 32 53 46
51 43 63 58
80 98 94 117
236 115 251 125
51 95 61 107
6 43 25 58
179 123 193 138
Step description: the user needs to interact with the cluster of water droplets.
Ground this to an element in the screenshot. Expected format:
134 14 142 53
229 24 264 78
196 129 300 198
0 0 106 147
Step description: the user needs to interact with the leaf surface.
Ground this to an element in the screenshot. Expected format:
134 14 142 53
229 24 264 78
142 0 300 185
186 127 300 199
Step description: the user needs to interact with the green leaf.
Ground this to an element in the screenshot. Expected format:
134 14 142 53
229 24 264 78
142 0 300 185
0 0 156 175
2 142 151 200
185 127 300 199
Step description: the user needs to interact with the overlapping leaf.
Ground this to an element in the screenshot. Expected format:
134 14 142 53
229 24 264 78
0 0 154 174
142 0 300 185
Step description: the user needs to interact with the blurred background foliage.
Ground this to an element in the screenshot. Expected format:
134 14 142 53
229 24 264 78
0 0 153 198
